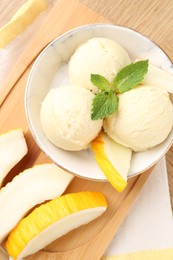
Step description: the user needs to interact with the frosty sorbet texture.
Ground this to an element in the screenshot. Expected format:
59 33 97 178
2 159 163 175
104 86 173 151
69 37 131 93
40 86 102 151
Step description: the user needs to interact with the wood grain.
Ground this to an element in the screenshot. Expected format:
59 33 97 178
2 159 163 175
80 0 173 44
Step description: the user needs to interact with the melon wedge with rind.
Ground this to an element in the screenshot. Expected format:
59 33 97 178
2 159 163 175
91 132 132 192
0 129 28 187
6 191 107 259
0 163 73 243
135 59 173 93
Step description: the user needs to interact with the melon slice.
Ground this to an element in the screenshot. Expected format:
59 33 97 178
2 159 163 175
0 163 73 243
91 132 132 192
0 0 48 48
0 129 28 187
6 191 107 259
136 59 173 93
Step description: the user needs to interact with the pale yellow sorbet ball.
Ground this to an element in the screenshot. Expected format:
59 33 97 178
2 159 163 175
69 37 131 93
40 86 103 151
104 86 173 152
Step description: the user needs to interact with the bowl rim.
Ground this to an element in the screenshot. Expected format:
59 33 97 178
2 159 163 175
25 23 173 181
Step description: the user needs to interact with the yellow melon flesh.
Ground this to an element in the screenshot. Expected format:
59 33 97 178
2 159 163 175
91 132 132 192
0 163 73 243
6 191 107 259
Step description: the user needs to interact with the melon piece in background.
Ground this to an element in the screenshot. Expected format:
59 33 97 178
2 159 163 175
136 59 173 93
0 0 48 48
6 191 107 259
91 132 132 192
0 163 74 243
0 129 28 187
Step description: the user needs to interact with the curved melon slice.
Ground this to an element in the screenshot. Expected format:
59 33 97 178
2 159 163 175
0 163 73 243
91 132 132 192
0 129 28 187
136 59 173 93
6 191 107 259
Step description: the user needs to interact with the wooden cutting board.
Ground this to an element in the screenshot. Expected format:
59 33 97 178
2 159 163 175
0 0 153 259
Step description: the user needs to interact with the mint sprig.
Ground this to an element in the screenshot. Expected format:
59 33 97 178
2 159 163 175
91 90 119 120
91 74 110 91
112 60 148 93
91 60 148 120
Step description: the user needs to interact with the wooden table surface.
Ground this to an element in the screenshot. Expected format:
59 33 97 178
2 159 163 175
0 0 173 208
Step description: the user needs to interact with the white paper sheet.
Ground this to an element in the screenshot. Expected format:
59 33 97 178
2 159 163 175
105 158 173 256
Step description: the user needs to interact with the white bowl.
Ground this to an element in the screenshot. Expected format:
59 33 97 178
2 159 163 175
25 24 173 181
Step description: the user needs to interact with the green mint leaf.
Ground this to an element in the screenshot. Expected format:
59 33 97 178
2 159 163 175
91 90 119 120
112 60 148 93
91 74 110 91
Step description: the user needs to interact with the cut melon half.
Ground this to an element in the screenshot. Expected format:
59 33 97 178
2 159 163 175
136 59 173 93
0 129 28 187
6 191 107 259
0 163 73 242
91 132 132 192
